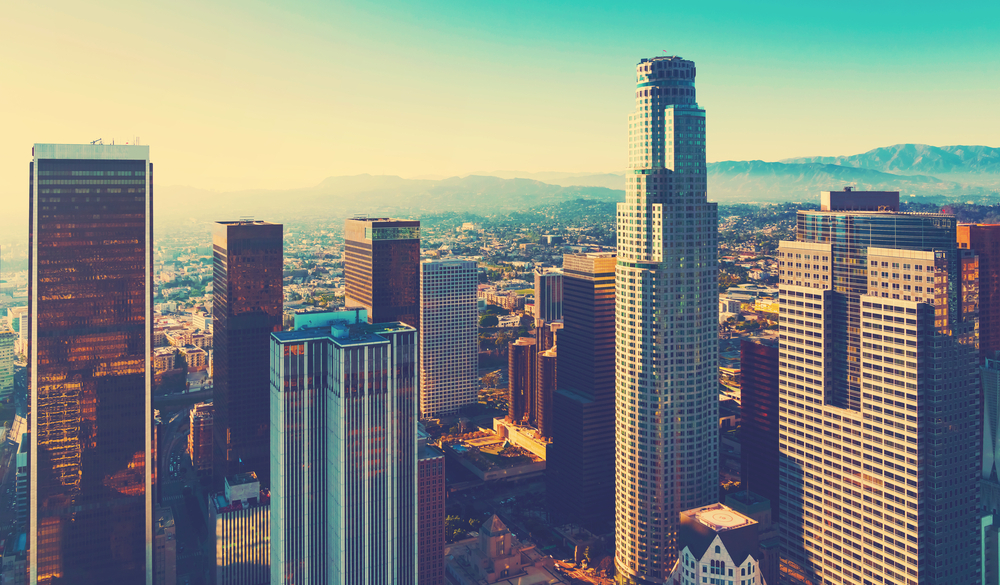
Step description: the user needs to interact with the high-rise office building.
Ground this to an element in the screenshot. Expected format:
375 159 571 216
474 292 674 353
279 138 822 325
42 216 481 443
210 472 270 585
270 309 418 585
615 56 719 581
29 143 153 584
548 252 617 529
958 224 1000 362
189 401 214 480
344 217 420 326
777 189 981 584
419 258 478 417
0 326 15 399
417 426 445 585
535 344 557 439
508 337 537 424
213 220 283 488
534 268 563 322
739 336 780 521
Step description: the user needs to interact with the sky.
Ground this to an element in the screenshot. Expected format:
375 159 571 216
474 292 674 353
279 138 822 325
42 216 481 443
1 0 998 200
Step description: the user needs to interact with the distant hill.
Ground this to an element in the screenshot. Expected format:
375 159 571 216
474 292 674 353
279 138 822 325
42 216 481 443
145 143 1000 230
779 144 1000 175
154 174 624 225
705 160 984 203
469 170 625 190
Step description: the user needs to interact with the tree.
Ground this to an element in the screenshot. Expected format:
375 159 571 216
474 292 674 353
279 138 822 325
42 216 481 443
481 371 501 389
479 314 499 328
173 350 188 371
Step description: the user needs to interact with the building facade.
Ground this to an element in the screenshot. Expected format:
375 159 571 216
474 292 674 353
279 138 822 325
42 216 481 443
776 190 981 584
739 337 780 521
270 309 418 585
210 473 270 585
0 327 14 398
344 218 420 326
508 337 537 424
189 402 214 479
615 56 719 581
958 224 1000 362
534 268 563 322
549 252 617 530
418 428 445 585
213 220 283 488
29 144 153 584
419 259 478 417
665 503 766 585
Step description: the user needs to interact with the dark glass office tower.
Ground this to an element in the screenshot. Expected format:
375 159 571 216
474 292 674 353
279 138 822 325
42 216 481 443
29 144 153 584
548 252 616 530
344 218 420 327
739 336 780 521
213 221 283 488
958 224 1000 362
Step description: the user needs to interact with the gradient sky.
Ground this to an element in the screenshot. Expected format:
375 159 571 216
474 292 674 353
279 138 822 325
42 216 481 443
1 0 998 199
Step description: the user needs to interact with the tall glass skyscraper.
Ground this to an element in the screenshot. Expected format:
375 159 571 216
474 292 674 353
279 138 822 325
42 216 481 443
270 309 418 585
213 220 283 488
29 144 153 584
615 56 719 582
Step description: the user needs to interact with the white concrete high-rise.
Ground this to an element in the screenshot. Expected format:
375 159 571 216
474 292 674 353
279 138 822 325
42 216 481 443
776 190 981 584
534 267 563 322
615 56 719 582
420 259 478 417
270 309 418 585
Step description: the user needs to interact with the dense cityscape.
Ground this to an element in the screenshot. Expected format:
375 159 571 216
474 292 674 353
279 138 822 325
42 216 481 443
0 10 998 584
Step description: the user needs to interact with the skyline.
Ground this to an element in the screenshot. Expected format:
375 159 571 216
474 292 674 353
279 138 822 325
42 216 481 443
2 0 997 202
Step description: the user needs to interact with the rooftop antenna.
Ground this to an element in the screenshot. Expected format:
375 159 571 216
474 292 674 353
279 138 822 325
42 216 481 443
90 138 103 145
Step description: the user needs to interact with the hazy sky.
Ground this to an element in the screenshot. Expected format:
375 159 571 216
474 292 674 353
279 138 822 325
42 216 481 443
2 0 997 197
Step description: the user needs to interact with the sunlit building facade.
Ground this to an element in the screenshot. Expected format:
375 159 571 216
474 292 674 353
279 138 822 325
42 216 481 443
29 143 153 584
615 56 719 581
344 218 420 327
270 309 418 585
777 190 981 584
419 259 478 417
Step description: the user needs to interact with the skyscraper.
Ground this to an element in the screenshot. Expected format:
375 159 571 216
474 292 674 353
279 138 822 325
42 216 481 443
419 258 478 417
958 224 1000 362
739 336 780 521
615 56 719 581
777 189 981 584
508 337 537 424
213 220 283 488
344 217 420 326
417 426 445 585
549 252 617 529
534 267 563 322
270 309 418 585
29 143 153 584
210 472 270 585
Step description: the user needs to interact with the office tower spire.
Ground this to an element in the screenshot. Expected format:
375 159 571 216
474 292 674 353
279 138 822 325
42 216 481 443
777 189 981 584
30 144 154 584
615 56 719 582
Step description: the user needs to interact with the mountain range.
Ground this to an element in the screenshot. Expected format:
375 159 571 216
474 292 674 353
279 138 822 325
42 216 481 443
152 144 998 226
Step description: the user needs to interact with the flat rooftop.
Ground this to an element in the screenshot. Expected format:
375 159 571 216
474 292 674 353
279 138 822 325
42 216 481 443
684 503 755 532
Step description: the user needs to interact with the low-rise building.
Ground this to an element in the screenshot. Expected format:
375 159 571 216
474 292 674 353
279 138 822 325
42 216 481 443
445 515 570 585
666 503 768 585
210 473 270 585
